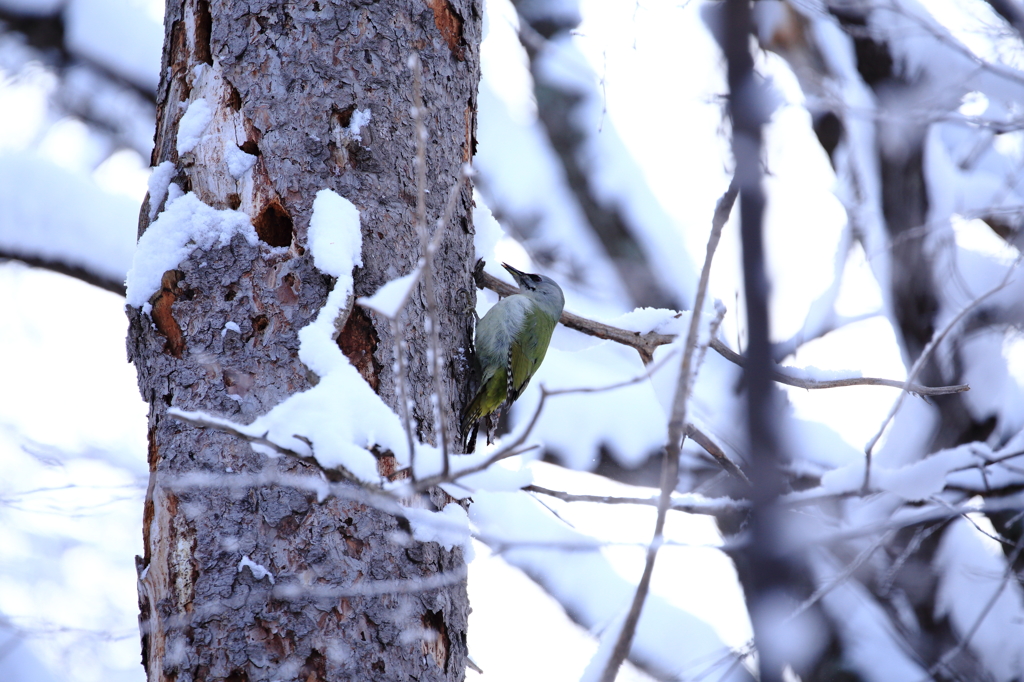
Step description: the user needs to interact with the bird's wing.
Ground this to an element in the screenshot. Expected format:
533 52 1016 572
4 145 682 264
506 338 535 404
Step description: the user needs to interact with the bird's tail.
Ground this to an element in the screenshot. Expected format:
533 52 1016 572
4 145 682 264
460 394 485 453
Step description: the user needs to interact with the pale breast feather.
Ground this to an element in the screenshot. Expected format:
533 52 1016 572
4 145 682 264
474 294 533 367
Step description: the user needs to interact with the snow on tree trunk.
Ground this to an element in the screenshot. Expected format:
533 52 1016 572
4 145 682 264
127 1 480 680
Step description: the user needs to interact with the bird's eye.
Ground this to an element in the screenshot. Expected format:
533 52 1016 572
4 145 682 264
529 274 541 282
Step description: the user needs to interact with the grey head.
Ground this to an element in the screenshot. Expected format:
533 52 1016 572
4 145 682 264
502 262 565 319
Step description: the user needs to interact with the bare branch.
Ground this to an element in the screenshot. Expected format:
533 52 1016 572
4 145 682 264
790 531 897 621
685 423 751 485
410 52 452 471
524 484 750 516
409 388 553 492
710 338 969 396
391 315 418 480
599 177 737 682
167 409 364 486
0 250 127 296
476 272 969 396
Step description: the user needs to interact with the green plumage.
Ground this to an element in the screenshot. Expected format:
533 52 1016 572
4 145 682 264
461 263 565 447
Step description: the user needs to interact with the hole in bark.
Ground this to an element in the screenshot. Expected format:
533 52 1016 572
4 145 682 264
240 139 260 156
372 660 385 673
332 104 356 129
337 308 380 391
252 315 269 334
163 393 173 406
227 84 242 111
224 284 238 301
151 270 185 357
194 0 213 65
224 671 249 682
421 608 451 669
253 201 293 247
427 0 466 61
226 193 241 210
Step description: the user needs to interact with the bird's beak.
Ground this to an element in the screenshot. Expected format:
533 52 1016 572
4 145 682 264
501 262 527 286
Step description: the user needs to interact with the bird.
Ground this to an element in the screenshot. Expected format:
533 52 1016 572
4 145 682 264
461 262 565 449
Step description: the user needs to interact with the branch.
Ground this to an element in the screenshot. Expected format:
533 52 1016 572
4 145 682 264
524 484 750 516
712 338 969 396
410 52 451 472
474 264 673 365
863 256 1023 487
686 423 751 485
167 409 364 485
474 270 970 397
409 386 553 492
599 177 737 682
0 250 126 296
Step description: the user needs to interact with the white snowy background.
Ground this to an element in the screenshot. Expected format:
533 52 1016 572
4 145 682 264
2 0 1024 680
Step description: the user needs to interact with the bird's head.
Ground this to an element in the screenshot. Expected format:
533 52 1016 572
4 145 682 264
502 262 565 316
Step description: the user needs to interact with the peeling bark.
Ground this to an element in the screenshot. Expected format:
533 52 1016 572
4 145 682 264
128 1 481 679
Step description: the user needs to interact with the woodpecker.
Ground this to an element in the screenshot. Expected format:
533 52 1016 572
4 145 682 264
462 263 564 448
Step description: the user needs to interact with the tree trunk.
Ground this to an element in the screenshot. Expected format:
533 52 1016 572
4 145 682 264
127 1 481 680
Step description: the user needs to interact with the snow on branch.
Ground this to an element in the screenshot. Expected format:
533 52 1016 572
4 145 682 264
524 484 750 516
474 267 970 397
863 255 1023 486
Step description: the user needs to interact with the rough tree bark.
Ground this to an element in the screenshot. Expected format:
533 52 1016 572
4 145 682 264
127 1 481 680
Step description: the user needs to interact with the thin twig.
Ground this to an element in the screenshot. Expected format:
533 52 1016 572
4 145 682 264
710 338 969 396
864 256 1023 488
920 532 1024 681
167 409 364 485
879 523 942 596
409 388 553 492
790 531 896 620
392 315 418 480
169 386 542 506
412 444 540 493
524 484 750 515
358 163 471 471
685 423 750 485
274 563 469 599
598 177 738 682
543 349 678 397
409 52 452 474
